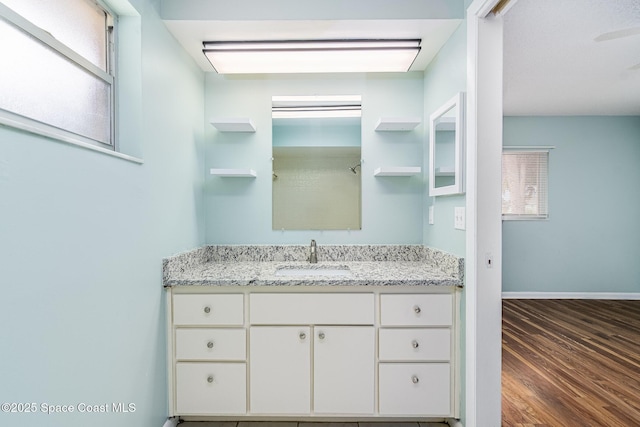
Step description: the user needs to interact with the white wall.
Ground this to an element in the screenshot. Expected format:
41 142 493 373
0 1 204 426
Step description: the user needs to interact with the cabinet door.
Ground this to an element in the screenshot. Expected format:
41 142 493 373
173 294 244 326
380 294 452 326
175 328 246 361
379 362 451 416
249 326 311 414
314 326 375 414
379 328 451 361
175 362 246 415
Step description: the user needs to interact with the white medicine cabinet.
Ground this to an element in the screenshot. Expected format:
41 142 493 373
429 92 465 196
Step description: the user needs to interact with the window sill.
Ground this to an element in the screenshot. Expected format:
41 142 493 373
0 112 143 165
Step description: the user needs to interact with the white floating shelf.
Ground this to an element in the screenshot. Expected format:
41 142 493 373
435 167 455 177
375 117 421 131
210 118 256 132
210 168 257 177
374 167 421 176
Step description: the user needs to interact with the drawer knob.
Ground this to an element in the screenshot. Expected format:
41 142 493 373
413 305 421 314
318 332 325 340
299 332 306 340
207 341 214 349
412 340 419 349
207 375 214 383
204 306 211 314
412 375 419 384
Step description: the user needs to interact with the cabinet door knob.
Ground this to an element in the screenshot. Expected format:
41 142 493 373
207 375 214 383
413 305 421 314
412 340 419 349
318 332 325 340
204 306 211 314
299 332 306 340
207 341 214 349
412 375 419 384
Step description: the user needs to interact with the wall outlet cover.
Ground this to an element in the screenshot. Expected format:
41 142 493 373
428 206 434 225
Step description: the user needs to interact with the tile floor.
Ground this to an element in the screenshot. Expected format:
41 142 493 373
179 422 448 427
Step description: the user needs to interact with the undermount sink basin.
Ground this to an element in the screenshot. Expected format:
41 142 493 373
275 265 352 277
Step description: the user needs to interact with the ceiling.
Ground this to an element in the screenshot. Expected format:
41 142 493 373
162 0 640 116
503 0 640 116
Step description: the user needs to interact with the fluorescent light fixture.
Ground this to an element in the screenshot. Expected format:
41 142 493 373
203 39 421 74
272 95 361 119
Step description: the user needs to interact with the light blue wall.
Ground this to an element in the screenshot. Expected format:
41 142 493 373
503 116 640 293
423 21 466 257
421 17 467 425
0 1 204 426
273 123 361 148
204 73 425 244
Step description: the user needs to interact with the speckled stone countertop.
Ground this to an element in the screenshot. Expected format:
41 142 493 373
163 245 464 288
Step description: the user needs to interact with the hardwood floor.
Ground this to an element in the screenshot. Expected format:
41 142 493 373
502 299 640 427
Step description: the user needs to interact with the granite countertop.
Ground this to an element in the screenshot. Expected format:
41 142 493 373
163 245 464 288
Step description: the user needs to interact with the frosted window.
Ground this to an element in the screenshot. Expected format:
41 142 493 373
1 0 108 70
502 151 549 220
0 19 111 144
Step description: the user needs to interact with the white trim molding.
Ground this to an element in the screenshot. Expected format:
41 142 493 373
502 292 640 300
465 2 504 427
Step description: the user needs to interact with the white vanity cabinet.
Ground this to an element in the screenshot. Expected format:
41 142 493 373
172 294 246 415
249 293 375 415
378 293 454 416
168 288 458 421
249 325 375 415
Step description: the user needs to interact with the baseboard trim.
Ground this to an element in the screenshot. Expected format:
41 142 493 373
502 292 640 300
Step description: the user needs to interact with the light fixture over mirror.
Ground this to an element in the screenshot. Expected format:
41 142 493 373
272 95 362 230
203 39 421 74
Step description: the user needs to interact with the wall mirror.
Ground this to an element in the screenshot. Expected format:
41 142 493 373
272 95 362 230
429 92 465 196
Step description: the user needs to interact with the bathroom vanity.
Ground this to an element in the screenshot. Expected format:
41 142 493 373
164 245 463 422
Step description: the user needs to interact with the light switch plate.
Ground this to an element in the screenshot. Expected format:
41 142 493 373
428 206 434 225
454 207 465 230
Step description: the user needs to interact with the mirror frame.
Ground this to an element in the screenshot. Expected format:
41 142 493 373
429 92 465 196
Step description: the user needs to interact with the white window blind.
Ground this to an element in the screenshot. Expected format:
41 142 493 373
502 150 549 220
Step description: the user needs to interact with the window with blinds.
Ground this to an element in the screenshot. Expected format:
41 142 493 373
502 150 549 220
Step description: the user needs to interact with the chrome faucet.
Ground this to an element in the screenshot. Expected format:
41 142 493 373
309 239 317 263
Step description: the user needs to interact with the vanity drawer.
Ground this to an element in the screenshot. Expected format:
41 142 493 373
380 294 452 326
250 293 374 325
173 294 244 326
378 362 451 416
379 328 451 361
175 362 246 415
175 328 246 361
